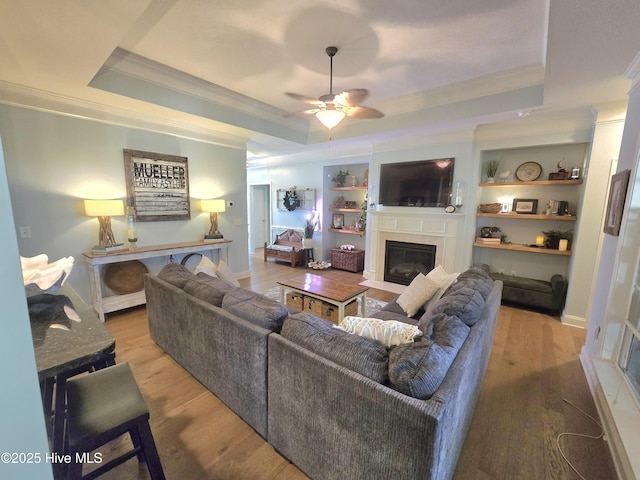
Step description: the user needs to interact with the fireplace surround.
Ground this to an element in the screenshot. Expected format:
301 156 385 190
384 241 436 285
365 208 464 285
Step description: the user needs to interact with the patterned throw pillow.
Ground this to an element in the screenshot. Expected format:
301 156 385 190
337 316 422 348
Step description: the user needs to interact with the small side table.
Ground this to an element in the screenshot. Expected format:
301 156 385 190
303 247 315 264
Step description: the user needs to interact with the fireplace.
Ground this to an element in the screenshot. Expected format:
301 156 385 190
384 240 436 285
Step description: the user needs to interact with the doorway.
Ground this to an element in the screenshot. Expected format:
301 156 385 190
249 184 271 253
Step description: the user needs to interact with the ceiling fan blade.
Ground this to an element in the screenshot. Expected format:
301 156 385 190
345 106 384 119
285 92 324 106
339 89 369 107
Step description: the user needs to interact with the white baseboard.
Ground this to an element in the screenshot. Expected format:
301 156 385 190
580 349 636 480
562 313 587 329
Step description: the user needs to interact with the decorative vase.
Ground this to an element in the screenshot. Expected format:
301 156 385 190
303 237 312 248
486 177 495 183
350 176 357 187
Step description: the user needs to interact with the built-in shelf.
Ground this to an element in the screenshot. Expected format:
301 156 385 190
329 186 368 191
477 213 577 221
473 242 572 256
479 179 583 187
329 228 365 235
329 208 362 213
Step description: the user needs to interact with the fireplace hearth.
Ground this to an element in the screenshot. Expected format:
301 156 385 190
384 240 436 285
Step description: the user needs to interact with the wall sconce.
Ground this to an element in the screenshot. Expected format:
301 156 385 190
84 199 125 252
201 199 226 240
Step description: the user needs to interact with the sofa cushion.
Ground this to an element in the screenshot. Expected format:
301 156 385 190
157 262 195 289
281 312 389 384
222 288 288 332
444 267 494 300
337 316 422 348
423 287 485 327
369 306 420 326
389 313 469 399
183 273 237 307
396 274 440 317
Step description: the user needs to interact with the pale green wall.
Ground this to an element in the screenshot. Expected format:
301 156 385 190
0 105 250 303
0 134 53 479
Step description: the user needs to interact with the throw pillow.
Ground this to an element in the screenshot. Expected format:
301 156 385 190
423 265 460 310
389 313 470 399
215 259 240 287
281 312 389 384
396 274 440 317
194 255 218 278
157 262 194 289
337 316 422 348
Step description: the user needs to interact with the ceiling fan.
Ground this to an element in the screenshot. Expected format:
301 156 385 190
286 46 384 129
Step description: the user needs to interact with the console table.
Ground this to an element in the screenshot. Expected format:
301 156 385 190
83 240 232 321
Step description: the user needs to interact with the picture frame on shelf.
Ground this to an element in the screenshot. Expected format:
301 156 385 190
604 169 631 236
331 214 344 229
513 198 538 214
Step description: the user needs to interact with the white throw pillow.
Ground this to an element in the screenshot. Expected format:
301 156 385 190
215 259 240 287
194 256 218 278
337 316 422 348
396 273 440 316
423 265 460 309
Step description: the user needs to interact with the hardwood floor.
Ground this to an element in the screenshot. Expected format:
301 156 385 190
93 253 616 480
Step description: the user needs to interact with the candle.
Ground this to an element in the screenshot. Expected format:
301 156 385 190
535 235 544 246
559 239 568 251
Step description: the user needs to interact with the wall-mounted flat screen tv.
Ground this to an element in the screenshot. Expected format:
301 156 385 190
379 158 455 207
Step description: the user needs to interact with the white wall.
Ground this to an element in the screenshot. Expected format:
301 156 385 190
581 54 640 478
563 106 625 328
0 135 53 479
0 105 250 303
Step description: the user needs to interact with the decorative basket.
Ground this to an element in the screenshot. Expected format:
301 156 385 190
478 203 502 213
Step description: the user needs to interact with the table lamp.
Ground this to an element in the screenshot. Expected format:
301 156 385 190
201 199 226 241
84 199 126 252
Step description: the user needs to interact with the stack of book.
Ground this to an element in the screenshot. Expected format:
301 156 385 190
475 237 501 244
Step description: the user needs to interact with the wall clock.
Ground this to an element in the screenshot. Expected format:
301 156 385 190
515 162 542 182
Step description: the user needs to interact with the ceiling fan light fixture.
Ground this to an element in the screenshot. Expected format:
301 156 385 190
316 108 345 129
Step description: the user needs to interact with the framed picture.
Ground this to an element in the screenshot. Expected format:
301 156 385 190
332 213 344 229
604 169 631 236
513 198 538 214
123 149 190 222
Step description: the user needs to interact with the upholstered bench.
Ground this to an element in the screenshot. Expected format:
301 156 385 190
480 265 567 314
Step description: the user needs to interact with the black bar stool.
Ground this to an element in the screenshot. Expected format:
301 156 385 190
64 362 165 480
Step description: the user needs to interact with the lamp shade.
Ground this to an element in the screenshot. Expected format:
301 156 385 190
201 199 226 213
316 109 345 129
84 199 125 217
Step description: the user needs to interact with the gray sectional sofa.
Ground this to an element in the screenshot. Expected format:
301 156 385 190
144 263 502 480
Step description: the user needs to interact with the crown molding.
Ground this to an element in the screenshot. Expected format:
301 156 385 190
0 80 251 150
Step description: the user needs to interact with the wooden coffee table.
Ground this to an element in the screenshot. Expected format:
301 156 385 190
277 273 369 320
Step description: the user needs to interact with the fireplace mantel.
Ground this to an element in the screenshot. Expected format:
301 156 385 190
365 207 464 282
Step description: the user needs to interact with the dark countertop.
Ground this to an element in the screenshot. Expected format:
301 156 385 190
28 284 115 380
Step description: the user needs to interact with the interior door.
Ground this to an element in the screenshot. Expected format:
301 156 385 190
249 184 270 252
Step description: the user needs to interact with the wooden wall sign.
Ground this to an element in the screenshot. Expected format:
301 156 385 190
123 149 190 222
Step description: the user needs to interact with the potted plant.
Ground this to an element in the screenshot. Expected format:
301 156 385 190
542 229 573 249
332 170 350 187
485 160 500 182
303 212 317 247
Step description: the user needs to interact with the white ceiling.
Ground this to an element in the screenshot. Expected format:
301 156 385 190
1 0 640 161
